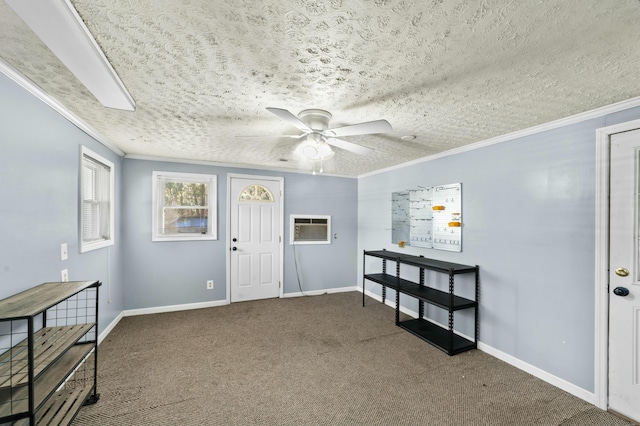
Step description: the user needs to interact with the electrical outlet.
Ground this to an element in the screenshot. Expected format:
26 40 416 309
61 243 68 260
61 269 69 282
207 280 214 290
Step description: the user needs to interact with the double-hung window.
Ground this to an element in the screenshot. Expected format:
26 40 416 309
80 146 115 253
152 171 217 241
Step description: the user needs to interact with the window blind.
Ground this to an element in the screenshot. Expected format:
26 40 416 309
82 154 111 242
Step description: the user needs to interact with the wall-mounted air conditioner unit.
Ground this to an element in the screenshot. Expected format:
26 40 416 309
290 215 331 245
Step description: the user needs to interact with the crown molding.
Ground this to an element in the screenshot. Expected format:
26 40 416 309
123 154 357 179
0 57 125 157
5 0 135 111
358 96 640 179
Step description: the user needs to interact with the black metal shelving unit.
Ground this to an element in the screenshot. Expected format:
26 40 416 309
0 281 101 425
363 249 479 356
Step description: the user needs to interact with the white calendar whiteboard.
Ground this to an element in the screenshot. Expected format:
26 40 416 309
409 188 433 248
391 183 462 252
431 183 462 252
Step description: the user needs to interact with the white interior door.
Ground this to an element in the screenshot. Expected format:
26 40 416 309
229 176 282 303
608 128 640 422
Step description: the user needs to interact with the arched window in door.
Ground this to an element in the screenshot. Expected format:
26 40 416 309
239 184 274 202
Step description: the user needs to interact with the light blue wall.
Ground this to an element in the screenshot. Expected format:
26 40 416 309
0 67 357 321
0 73 124 333
6 59 640 397
121 159 358 310
358 106 640 393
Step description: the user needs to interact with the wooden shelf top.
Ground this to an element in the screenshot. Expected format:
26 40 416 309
0 281 99 320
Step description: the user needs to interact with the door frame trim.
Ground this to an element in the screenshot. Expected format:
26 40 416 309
225 173 284 304
594 118 640 409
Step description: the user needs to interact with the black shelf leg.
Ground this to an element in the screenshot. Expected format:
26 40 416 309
84 390 101 405
418 267 424 319
395 288 400 325
448 270 454 354
92 283 100 402
28 317 35 425
381 259 388 304
362 251 366 307
475 266 480 344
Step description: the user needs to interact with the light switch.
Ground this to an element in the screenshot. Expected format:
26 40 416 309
61 243 68 260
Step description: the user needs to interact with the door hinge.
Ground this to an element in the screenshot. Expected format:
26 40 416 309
279 281 281 288
279 236 281 243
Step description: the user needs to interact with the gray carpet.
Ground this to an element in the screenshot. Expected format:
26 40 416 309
72 292 631 425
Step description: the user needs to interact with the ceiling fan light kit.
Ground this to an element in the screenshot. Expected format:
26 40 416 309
296 134 335 161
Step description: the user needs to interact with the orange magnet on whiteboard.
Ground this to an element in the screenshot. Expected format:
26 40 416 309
432 205 445 210
448 222 461 227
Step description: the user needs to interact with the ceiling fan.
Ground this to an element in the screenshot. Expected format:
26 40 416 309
264 107 392 172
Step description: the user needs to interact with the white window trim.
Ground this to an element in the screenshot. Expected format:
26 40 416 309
79 146 115 253
152 171 217 242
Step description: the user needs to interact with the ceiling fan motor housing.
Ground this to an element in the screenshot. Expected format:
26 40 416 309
297 109 332 130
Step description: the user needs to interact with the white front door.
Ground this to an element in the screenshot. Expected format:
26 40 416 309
229 175 282 302
608 128 640 422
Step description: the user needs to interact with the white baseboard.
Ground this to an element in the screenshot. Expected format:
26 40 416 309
98 311 123 344
123 299 228 317
98 290 351 343
117 287 356 318
283 285 358 298
359 286 596 405
363 287 397 309
477 342 596 404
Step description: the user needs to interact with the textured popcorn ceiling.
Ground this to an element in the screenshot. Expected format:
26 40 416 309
1 0 639 176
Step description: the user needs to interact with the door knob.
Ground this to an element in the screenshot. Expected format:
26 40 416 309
615 267 629 277
232 238 237 242
232 247 237 251
613 287 630 297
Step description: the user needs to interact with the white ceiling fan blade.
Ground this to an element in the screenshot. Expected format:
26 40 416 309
326 119 392 137
266 107 312 133
235 134 302 139
326 138 373 155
